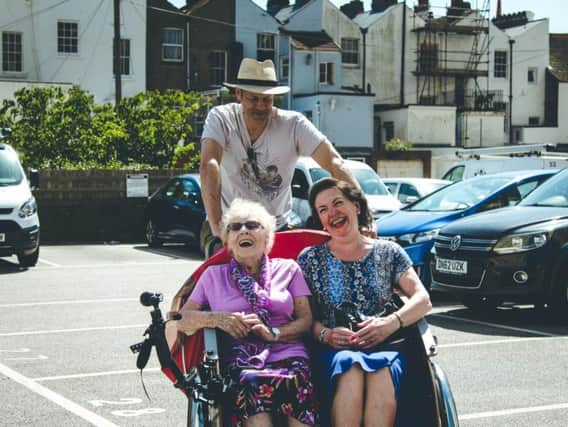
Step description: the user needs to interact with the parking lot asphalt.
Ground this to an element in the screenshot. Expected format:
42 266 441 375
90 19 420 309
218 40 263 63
1 243 567 426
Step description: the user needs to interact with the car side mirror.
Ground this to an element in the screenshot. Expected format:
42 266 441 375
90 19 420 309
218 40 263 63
29 169 39 190
292 184 308 199
403 195 418 204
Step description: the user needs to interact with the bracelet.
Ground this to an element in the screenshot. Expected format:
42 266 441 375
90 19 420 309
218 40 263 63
318 327 329 343
393 312 404 330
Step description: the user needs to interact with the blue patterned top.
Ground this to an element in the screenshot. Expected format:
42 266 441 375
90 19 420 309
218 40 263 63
297 240 412 327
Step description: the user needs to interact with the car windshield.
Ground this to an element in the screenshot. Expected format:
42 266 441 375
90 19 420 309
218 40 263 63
0 149 23 186
520 169 568 207
407 176 511 212
309 167 390 196
417 181 450 195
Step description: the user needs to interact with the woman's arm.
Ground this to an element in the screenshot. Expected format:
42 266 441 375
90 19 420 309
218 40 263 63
177 300 258 339
354 267 432 348
251 296 313 343
392 267 432 328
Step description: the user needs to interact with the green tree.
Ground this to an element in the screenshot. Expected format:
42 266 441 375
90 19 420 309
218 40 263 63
0 86 210 170
118 90 209 168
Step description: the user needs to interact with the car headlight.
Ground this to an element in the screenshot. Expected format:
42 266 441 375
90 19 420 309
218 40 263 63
19 196 37 218
493 232 548 254
397 229 440 245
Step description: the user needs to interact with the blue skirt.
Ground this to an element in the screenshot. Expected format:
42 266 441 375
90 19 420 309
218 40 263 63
313 346 406 427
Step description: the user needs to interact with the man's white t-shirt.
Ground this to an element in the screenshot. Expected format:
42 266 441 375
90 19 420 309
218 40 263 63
202 103 325 228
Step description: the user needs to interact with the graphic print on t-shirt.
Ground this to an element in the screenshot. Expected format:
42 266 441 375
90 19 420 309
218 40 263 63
240 154 283 201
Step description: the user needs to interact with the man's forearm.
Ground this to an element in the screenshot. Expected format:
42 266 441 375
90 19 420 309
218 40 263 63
199 161 223 237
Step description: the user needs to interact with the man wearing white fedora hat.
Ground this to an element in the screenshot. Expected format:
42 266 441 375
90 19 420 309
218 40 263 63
199 57 359 246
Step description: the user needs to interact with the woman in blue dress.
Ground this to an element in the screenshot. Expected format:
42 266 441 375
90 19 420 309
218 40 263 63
298 177 432 427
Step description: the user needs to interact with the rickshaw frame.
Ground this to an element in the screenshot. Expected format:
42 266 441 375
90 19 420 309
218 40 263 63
133 230 459 427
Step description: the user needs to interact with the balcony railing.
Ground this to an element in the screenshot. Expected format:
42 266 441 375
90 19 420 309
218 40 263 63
418 90 505 112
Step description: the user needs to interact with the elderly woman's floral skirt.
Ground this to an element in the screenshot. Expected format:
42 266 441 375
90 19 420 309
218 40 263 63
226 356 316 426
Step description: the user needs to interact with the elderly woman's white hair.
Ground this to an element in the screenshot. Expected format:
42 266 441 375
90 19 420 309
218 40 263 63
221 199 277 253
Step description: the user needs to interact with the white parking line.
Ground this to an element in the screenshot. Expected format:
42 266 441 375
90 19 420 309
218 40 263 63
460 402 568 420
34 367 161 382
37 257 61 267
32 260 193 269
0 298 138 308
430 313 560 337
0 361 118 427
0 324 146 337
438 335 568 348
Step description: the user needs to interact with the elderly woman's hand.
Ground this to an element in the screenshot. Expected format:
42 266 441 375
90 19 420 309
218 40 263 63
325 327 357 349
219 312 261 339
351 317 399 349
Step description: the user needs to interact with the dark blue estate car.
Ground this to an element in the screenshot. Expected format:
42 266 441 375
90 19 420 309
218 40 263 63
376 170 556 288
144 174 206 248
431 168 568 313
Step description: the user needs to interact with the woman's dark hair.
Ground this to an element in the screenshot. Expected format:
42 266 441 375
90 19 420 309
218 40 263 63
308 177 373 231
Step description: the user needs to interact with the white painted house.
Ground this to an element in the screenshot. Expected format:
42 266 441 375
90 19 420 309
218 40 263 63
273 0 375 155
0 0 146 104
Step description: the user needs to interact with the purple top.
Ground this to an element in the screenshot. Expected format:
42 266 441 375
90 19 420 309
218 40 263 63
189 258 312 363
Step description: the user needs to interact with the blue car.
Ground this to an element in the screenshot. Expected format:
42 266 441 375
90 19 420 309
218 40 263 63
144 173 206 248
376 170 557 288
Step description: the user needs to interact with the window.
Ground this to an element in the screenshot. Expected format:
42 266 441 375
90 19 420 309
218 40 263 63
418 43 437 72
528 67 537 84
528 116 540 125
257 33 275 62
280 56 289 79
303 111 313 122
209 50 226 86
341 38 359 65
319 62 334 85
162 28 183 62
2 32 22 72
113 38 130 75
494 51 507 78
57 21 78 54
383 121 394 141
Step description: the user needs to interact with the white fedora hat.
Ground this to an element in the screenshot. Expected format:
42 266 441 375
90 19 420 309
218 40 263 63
224 58 289 95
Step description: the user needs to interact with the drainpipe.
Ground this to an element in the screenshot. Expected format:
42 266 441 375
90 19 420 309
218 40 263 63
186 19 191 90
400 1 406 105
288 36 292 110
508 38 515 144
361 27 367 91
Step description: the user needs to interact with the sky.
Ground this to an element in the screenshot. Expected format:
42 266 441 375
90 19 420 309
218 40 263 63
169 0 567 33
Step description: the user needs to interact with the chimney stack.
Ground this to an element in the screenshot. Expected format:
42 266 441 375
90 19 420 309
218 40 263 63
371 0 397 14
267 0 290 16
496 0 502 17
340 0 364 19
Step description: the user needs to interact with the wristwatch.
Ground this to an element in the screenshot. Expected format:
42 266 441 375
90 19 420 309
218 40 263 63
271 327 281 341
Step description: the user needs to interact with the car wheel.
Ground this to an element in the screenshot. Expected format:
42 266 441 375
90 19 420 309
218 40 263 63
460 295 502 311
146 219 162 248
18 247 39 267
204 237 223 259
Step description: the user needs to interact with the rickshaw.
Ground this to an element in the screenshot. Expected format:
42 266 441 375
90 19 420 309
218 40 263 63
132 230 459 427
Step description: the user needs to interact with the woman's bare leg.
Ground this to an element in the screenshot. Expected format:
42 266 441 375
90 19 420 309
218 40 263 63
288 416 310 427
244 412 272 427
363 367 396 427
331 365 364 427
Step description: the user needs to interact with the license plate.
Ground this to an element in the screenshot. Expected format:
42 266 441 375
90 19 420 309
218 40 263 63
436 257 467 275
0 233 4 242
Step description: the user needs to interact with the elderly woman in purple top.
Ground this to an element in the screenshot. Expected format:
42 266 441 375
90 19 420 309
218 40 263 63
178 198 316 427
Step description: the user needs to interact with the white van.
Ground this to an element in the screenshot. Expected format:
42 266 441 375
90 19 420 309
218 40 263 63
442 155 568 182
0 143 40 267
292 157 401 227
